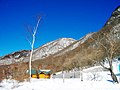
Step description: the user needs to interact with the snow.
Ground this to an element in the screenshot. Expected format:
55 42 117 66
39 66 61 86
32 38 76 60
56 33 94 56
1 65 120 90
118 8 120 11
0 78 120 90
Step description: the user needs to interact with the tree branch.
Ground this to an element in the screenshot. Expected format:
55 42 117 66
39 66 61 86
99 62 109 70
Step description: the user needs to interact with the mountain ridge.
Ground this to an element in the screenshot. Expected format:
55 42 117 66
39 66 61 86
0 38 76 65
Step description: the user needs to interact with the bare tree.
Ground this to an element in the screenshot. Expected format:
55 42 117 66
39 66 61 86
90 25 120 83
26 17 41 82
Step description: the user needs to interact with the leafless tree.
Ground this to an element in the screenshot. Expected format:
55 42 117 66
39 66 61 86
90 25 120 83
26 17 41 82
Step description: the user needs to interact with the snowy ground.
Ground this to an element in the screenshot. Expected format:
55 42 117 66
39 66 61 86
0 66 120 90
0 78 120 90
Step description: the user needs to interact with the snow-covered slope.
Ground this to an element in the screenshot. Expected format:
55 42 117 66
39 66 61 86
0 50 30 65
55 33 94 56
0 38 76 65
0 65 120 90
106 6 120 25
0 33 95 65
32 38 76 60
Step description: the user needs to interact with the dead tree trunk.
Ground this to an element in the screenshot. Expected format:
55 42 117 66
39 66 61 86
109 68 118 83
108 60 119 83
100 60 119 83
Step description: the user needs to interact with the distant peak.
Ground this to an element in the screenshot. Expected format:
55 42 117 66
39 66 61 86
105 6 120 25
112 6 120 14
114 5 120 11
58 38 76 41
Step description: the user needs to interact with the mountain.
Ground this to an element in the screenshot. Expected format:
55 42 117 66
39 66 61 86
0 38 76 65
32 38 76 61
31 6 120 73
0 50 30 65
106 5 120 25
0 34 93 65
0 6 120 81
54 32 95 57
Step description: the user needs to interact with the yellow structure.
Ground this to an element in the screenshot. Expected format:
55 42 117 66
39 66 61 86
31 74 37 78
45 74 51 78
39 73 46 78
38 70 51 79
28 69 51 79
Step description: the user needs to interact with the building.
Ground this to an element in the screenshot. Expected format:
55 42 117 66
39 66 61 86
27 69 51 79
38 70 51 79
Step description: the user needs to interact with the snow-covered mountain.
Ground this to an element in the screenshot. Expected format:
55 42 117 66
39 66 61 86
0 38 76 65
55 32 94 56
0 50 30 65
31 6 120 74
0 34 94 65
32 38 76 60
106 6 120 25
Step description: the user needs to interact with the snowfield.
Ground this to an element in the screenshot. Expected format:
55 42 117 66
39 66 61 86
0 65 120 90
0 78 120 90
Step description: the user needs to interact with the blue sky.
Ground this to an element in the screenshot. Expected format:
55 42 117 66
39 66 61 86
0 0 120 56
